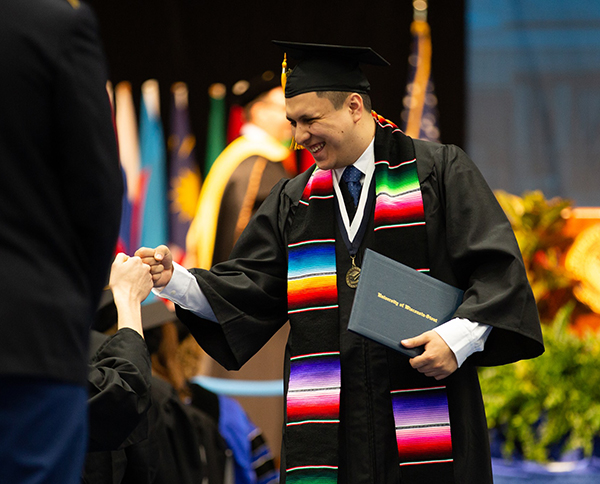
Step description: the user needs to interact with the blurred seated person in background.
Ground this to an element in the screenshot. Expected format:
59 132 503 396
186 70 295 269
142 315 232 484
144 302 278 484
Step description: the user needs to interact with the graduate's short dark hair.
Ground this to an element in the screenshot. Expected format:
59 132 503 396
316 91 372 112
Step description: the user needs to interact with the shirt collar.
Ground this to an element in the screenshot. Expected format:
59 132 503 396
332 138 375 180
331 138 375 241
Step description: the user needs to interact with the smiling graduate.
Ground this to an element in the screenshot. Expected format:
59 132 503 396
136 41 543 484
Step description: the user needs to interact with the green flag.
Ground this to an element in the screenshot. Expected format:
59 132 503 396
204 83 227 176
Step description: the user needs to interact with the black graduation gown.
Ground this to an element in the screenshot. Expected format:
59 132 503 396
84 329 154 484
175 128 544 483
147 377 230 484
87 329 152 453
85 371 231 484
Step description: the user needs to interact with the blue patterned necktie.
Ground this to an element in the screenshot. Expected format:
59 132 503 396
342 165 363 207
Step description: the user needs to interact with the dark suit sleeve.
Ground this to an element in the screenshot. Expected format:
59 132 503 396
88 329 152 452
56 3 122 299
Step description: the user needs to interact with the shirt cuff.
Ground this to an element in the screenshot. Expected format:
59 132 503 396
433 318 492 367
152 262 217 322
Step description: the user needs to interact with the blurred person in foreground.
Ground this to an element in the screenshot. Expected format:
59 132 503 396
0 0 122 482
137 42 544 483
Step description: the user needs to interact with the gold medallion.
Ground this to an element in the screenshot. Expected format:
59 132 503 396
346 255 360 288
346 266 361 288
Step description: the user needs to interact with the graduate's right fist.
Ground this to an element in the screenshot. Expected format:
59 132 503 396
134 245 173 288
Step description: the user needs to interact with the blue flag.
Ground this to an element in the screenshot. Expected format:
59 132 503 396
168 82 201 265
139 80 168 251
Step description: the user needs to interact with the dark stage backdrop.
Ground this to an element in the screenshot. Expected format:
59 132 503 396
86 0 466 177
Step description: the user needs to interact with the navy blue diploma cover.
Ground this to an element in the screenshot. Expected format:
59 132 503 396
348 249 464 357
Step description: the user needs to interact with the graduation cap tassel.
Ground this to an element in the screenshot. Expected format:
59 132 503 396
290 137 303 151
281 53 288 91
281 52 304 151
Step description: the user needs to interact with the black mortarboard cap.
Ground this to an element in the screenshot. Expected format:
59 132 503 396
232 70 281 107
93 290 185 337
141 300 178 331
272 41 390 98
141 300 190 348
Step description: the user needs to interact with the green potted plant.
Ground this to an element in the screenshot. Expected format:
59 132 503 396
479 191 600 462
480 301 600 461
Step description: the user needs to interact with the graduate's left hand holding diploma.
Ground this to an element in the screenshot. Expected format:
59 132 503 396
135 245 174 288
402 330 458 380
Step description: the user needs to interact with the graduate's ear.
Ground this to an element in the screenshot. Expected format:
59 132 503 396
347 92 364 122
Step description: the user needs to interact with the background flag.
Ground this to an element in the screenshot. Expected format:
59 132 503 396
168 82 201 266
114 81 142 254
139 79 168 252
227 103 244 144
203 83 227 176
401 1 441 143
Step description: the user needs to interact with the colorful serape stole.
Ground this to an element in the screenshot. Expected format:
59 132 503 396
286 171 341 483
285 120 454 481
371 138 453 471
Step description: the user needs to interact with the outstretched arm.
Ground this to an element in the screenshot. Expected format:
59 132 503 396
87 253 153 451
108 253 153 337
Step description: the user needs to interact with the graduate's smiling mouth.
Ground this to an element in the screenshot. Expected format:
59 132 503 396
307 142 325 154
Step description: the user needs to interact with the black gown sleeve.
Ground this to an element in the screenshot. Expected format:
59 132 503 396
416 140 544 366
176 176 301 370
87 329 152 452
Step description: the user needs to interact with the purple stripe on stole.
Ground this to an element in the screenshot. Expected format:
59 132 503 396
287 354 341 422
391 386 453 465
